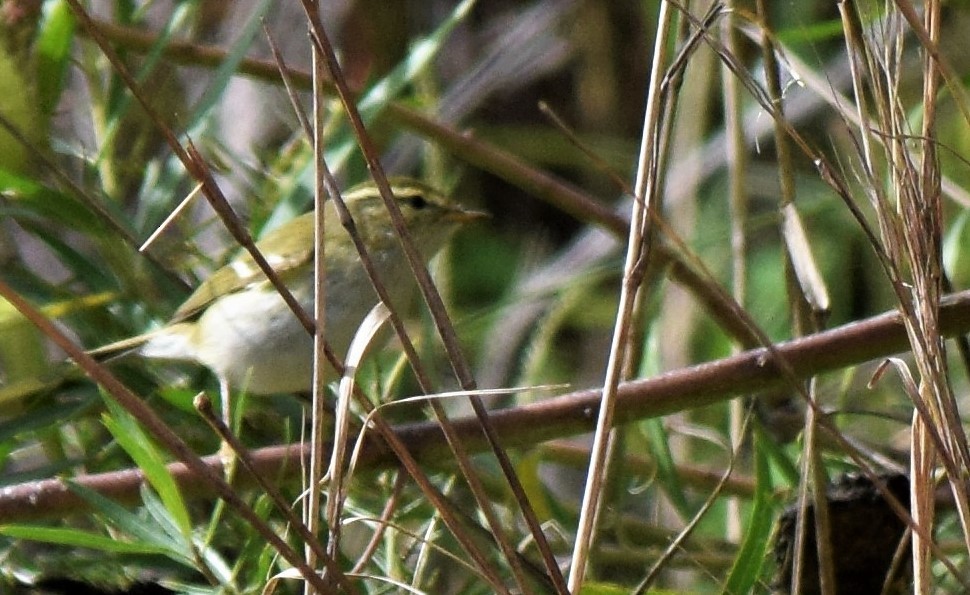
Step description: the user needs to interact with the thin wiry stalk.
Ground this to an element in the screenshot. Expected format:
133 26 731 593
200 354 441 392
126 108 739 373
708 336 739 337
192 393 343 591
336 382 513 590
542 440 758 497
413 477 457 588
298 2 568 592
908 0 970 578
263 23 313 141
634 406 752 593
893 0 970 129
908 4 944 588
261 8 331 581
349 469 406 575
912 411 934 594
920 0 970 517
797 379 836 595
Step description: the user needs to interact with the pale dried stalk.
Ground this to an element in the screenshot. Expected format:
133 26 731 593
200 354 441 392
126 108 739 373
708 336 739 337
720 0 748 544
902 1 970 586
753 1 836 589
566 1 674 589
308 36 329 585
841 1 970 588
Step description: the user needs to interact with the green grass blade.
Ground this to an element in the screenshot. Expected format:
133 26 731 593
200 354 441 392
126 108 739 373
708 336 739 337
185 0 273 131
0 524 174 556
66 480 188 559
721 426 778 594
100 395 194 542
35 0 75 118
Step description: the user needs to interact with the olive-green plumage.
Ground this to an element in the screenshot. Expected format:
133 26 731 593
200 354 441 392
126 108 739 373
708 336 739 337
93 178 484 394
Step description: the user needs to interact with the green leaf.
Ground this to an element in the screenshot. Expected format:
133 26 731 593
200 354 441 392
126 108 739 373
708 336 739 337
0 297 48 395
186 0 272 131
944 210 970 288
357 0 476 116
35 0 75 117
66 480 194 566
100 395 194 541
722 427 778 594
0 168 105 233
761 430 801 489
0 524 173 556
638 326 690 515
515 450 553 520
0 47 43 173
98 4 193 164
640 417 690 515
15 218 116 291
0 392 94 442
140 486 232 583
579 582 643 595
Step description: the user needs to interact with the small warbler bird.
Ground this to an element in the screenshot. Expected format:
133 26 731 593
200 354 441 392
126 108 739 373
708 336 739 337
93 178 484 396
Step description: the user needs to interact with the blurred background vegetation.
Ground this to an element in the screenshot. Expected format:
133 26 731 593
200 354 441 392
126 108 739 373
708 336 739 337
1 0 970 593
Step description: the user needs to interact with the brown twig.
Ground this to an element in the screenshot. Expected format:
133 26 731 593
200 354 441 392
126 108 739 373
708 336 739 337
194 394 352 593
350 469 406 574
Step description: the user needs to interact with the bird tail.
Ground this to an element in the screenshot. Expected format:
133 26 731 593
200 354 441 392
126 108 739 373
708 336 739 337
87 323 196 362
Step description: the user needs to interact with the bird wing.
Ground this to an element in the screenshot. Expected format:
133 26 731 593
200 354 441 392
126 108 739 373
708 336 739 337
171 212 315 322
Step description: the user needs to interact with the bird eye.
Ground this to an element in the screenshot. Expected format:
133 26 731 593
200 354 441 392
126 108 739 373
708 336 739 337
408 194 428 210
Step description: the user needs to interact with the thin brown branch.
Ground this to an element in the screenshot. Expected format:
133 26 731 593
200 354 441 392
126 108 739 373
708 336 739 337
76 14 765 360
67 1 319 340
194 393 344 592
298 4 565 592
6 289 970 524
0 112 189 293
0 283 342 594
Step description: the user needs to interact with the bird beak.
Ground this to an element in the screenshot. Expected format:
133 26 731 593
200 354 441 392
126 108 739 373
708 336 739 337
448 208 490 224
